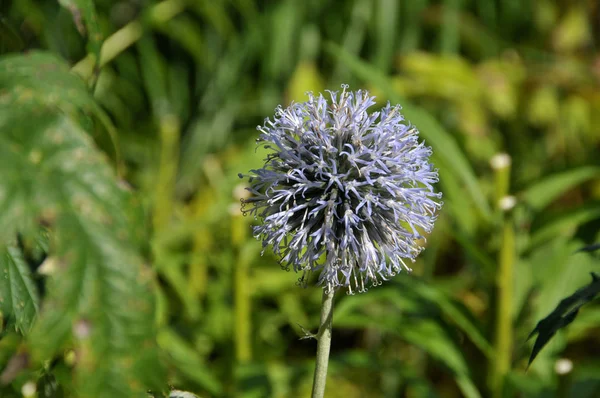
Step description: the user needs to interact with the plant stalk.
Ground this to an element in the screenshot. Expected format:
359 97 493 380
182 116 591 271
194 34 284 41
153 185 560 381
234 242 254 363
490 153 514 398
311 289 335 398
492 215 515 398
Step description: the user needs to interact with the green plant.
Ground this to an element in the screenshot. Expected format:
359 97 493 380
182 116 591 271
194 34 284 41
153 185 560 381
1 0 599 397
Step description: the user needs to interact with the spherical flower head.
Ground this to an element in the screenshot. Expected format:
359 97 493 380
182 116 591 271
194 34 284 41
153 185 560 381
240 85 442 294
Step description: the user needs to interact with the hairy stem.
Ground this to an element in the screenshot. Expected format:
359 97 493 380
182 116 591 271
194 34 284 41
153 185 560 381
311 289 335 398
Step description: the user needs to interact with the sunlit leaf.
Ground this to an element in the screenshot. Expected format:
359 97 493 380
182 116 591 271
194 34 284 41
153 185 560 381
0 51 120 163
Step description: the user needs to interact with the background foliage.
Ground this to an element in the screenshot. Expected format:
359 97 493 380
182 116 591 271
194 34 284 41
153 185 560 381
1 0 599 397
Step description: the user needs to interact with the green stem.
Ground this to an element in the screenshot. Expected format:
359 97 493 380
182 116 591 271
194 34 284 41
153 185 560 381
490 154 514 398
311 289 335 398
492 215 514 398
234 242 254 363
556 360 573 398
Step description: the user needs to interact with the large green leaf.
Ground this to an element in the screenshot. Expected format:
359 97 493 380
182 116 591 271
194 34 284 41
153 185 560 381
31 205 162 397
0 51 120 163
0 52 163 397
0 245 39 333
0 52 96 110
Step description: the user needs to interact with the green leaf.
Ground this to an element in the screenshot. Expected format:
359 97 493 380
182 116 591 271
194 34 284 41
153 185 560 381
0 51 120 163
401 319 481 398
31 206 162 397
137 36 169 117
58 0 102 64
157 328 223 396
334 288 481 398
372 0 398 71
527 273 600 366
397 279 494 358
520 166 600 211
0 52 94 113
0 245 39 333
0 52 164 397
529 202 600 248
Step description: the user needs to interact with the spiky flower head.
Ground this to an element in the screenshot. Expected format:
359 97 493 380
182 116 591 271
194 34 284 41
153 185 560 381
240 85 442 294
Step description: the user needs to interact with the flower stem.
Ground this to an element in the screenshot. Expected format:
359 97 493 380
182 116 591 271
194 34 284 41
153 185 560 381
311 289 335 398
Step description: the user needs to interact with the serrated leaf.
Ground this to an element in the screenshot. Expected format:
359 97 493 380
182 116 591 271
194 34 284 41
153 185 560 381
0 245 39 333
32 209 162 398
0 53 163 397
527 273 600 366
0 52 95 109
58 0 102 64
0 51 120 163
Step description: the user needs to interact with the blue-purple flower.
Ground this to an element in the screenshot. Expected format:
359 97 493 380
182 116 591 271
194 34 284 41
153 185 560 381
240 85 442 293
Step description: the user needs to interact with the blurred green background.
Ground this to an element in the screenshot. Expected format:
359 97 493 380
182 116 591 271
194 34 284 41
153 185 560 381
2 0 600 397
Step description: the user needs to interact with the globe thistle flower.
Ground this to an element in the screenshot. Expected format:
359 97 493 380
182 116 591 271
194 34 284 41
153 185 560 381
240 85 442 294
